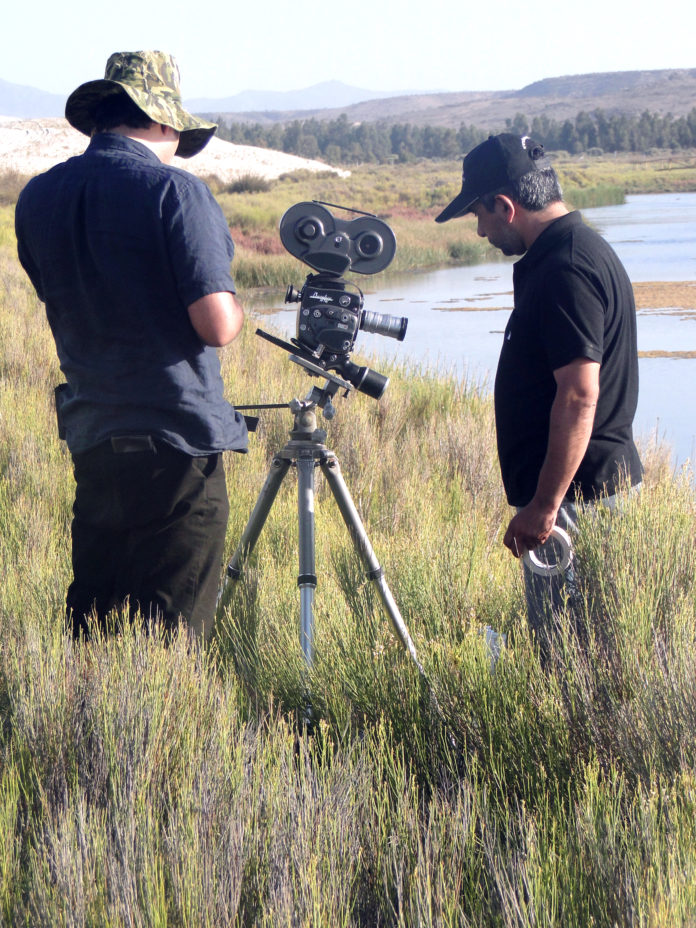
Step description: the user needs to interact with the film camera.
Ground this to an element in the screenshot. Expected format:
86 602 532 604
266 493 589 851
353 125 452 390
258 201 408 399
225 203 423 686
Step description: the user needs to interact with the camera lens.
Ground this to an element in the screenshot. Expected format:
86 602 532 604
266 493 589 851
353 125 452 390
355 231 383 258
340 360 389 400
360 310 408 342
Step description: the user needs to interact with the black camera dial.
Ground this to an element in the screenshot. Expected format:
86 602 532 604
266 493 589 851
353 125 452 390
355 231 383 258
295 217 324 242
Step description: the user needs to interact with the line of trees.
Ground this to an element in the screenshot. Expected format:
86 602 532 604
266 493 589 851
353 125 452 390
214 109 696 165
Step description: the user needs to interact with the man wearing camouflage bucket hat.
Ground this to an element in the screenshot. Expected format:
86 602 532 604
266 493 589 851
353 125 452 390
15 51 248 642
64 50 217 158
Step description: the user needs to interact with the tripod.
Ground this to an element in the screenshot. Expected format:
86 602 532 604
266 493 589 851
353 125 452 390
220 367 426 679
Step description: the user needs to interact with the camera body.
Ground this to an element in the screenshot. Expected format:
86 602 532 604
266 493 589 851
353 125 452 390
290 275 362 356
275 201 408 399
287 273 406 399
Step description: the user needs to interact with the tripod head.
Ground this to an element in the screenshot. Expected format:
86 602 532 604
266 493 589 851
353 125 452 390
234 328 358 433
253 327 352 416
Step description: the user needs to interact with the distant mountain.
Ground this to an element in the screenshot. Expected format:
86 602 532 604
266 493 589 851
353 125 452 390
0 78 65 118
202 69 696 131
186 80 428 114
2 68 695 129
516 69 696 98
0 77 432 120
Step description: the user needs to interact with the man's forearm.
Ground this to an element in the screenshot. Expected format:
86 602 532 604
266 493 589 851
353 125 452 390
532 391 597 512
502 358 600 555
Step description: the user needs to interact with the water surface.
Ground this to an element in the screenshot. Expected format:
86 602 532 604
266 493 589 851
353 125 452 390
251 193 696 470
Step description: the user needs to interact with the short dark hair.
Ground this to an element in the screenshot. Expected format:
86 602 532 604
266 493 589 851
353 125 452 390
479 167 563 213
92 91 153 133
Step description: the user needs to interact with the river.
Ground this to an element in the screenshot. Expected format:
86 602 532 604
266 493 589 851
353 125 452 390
250 192 696 472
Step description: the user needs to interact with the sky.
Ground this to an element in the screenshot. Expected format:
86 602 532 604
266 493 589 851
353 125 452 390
4 0 695 100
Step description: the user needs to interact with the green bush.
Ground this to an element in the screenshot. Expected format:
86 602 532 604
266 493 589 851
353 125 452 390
224 174 273 195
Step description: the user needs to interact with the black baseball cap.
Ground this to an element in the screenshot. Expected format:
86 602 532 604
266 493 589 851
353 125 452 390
435 133 551 223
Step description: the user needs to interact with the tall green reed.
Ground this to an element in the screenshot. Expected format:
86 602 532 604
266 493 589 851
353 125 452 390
2 174 696 925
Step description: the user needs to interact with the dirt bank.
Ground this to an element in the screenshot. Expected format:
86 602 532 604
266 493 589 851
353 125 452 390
632 281 696 312
0 116 349 183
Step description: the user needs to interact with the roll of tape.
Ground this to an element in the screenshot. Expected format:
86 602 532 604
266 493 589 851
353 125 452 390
522 526 573 576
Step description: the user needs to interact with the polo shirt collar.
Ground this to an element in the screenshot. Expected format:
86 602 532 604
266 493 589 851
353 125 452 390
515 210 582 271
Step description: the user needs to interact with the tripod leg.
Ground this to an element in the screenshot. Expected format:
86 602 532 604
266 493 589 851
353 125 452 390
225 455 291 582
297 453 317 667
320 453 426 679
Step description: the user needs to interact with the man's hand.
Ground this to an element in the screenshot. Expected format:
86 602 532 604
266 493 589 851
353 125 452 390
188 291 244 347
503 503 558 557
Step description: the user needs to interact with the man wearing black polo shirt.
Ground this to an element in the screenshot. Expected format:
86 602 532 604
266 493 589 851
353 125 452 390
436 133 642 648
15 51 248 640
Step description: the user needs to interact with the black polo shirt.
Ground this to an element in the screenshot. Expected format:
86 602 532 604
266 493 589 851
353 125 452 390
494 211 643 506
15 133 248 456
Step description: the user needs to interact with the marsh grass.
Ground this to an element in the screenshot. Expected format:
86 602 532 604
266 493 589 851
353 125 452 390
216 156 672 291
2 167 696 925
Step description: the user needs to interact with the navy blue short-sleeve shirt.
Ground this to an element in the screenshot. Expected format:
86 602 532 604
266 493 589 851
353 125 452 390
15 133 248 456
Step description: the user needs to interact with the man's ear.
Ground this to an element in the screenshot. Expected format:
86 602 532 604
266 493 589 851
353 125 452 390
496 195 516 221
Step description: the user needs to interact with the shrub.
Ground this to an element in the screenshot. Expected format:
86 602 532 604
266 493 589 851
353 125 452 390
448 240 482 262
224 174 273 195
0 170 31 206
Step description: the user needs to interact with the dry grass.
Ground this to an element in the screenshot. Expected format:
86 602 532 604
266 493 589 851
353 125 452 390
2 167 696 925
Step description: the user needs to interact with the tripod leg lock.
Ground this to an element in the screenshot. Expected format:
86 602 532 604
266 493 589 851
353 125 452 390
366 567 383 581
298 573 317 588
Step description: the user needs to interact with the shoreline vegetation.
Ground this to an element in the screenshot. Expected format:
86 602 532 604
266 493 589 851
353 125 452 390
206 150 696 294
214 109 696 168
1 155 696 924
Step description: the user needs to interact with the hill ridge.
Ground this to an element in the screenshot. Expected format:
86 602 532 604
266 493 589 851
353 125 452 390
1 68 694 130
200 69 696 131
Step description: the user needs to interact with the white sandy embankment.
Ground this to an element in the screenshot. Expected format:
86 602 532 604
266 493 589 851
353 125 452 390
0 116 350 183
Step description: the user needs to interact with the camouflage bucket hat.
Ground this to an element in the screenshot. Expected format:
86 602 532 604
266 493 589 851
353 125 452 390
65 50 217 158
